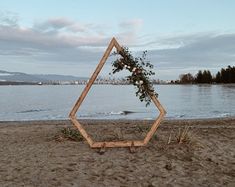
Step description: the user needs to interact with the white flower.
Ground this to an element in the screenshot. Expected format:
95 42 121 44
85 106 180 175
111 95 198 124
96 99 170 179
135 81 139 85
132 67 136 72
139 80 143 85
124 65 127 68
127 66 130 69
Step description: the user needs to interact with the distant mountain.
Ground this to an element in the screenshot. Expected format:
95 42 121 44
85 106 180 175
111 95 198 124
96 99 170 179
0 70 88 82
34 74 88 81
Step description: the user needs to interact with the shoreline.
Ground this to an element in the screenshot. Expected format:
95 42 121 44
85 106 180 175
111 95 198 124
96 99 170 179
0 116 234 126
1 83 235 86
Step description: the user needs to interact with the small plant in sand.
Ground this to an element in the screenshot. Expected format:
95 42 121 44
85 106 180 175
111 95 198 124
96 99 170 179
176 126 191 144
167 126 198 145
136 125 149 133
55 127 83 142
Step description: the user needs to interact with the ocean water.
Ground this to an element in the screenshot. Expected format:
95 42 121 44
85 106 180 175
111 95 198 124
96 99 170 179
0 84 234 121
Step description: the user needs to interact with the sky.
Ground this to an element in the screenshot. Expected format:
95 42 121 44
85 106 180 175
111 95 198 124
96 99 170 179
0 0 235 80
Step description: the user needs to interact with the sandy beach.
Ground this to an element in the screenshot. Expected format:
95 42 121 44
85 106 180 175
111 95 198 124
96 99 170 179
0 118 235 187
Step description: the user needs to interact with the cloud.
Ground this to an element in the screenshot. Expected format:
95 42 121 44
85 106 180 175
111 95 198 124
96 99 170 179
0 16 111 63
119 19 143 30
117 19 143 45
0 10 19 27
0 15 144 64
34 17 91 34
0 13 234 79
148 33 235 68
0 27 106 64
139 32 235 79
35 17 73 31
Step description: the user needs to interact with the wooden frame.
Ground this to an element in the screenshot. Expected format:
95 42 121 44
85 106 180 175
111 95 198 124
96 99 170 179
69 37 166 148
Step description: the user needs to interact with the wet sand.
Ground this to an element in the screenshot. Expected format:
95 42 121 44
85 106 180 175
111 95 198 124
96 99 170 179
0 118 235 187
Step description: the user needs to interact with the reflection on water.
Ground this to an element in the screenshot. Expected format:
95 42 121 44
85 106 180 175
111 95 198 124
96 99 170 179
0 84 234 121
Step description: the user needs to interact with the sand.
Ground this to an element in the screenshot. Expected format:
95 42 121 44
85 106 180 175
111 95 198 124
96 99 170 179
0 118 235 187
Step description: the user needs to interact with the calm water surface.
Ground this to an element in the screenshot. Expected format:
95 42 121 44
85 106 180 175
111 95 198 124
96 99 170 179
0 84 234 121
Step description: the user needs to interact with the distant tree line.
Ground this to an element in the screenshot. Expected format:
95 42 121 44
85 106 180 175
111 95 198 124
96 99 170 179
178 65 235 84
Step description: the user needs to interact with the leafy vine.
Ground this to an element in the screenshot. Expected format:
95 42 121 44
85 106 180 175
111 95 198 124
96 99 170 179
110 47 158 106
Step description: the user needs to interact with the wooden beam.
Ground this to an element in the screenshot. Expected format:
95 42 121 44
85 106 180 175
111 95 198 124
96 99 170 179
69 37 166 149
91 140 145 148
69 38 116 118
143 95 166 145
70 118 93 146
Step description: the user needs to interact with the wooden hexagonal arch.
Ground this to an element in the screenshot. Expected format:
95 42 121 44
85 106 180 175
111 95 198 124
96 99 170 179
69 37 166 148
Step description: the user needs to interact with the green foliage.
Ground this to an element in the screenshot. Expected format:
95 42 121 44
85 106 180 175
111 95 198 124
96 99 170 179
194 66 235 84
215 72 221 83
179 73 194 84
195 70 203 83
195 70 212 83
215 66 235 83
60 127 83 141
110 47 157 106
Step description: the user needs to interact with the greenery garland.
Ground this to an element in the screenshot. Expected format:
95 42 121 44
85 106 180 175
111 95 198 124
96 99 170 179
110 47 158 106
